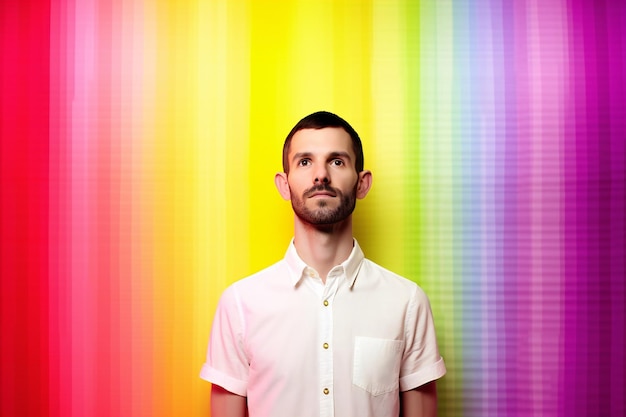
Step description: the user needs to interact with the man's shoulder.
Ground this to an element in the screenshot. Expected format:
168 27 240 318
360 258 425 292
216 259 292 311
226 258 289 291
361 258 414 282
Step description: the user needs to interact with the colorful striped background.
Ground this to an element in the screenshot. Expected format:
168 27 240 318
1 1 624 416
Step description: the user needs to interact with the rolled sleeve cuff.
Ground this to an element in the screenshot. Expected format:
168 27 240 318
399 357 447 392
199 363 248 397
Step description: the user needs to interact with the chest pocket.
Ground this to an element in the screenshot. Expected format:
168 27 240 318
352 336 404 396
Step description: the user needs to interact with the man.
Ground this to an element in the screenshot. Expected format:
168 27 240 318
200 111 446 417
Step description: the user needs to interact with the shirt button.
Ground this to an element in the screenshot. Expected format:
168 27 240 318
323 343 329 349
323 300 329 307
323 388 330 395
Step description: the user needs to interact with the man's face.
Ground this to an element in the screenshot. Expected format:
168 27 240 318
283 127 360 225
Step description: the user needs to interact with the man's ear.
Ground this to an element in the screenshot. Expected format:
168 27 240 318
275 172 291 200
356 170 372 199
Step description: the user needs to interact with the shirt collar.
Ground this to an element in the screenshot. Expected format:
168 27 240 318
284 238 365 288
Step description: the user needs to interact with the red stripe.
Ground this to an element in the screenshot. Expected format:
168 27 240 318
0 1 52 416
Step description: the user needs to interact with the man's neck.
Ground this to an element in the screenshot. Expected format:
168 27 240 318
292 217 354 283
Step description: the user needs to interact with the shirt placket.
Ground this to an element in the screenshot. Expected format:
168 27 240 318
319 270 341 417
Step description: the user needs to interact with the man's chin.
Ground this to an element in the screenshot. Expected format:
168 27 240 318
311 201 333 209
296 210 339 225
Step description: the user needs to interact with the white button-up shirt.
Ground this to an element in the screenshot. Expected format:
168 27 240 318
201 240 446 417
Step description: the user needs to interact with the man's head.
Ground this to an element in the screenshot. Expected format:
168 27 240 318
282 111 364 174
275 111 372 227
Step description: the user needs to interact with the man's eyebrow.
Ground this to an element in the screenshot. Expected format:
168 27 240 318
328 151 352 161
292 152 313 162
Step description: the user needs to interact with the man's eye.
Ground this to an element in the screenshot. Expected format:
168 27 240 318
332 159 344 166
298 159 310 166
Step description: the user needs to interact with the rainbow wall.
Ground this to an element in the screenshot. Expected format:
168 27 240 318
0 1 624 416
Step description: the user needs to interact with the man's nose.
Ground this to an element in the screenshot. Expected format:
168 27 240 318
314 166 330 184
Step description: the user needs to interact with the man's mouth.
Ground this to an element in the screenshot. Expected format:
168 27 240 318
310 192 335 198
305 186 337 198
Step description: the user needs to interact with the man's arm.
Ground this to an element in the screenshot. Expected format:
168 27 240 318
210 384 248 417
400 380 438 417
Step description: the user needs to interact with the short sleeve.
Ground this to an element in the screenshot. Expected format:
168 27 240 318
399 285 447 391
199 284 249 396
